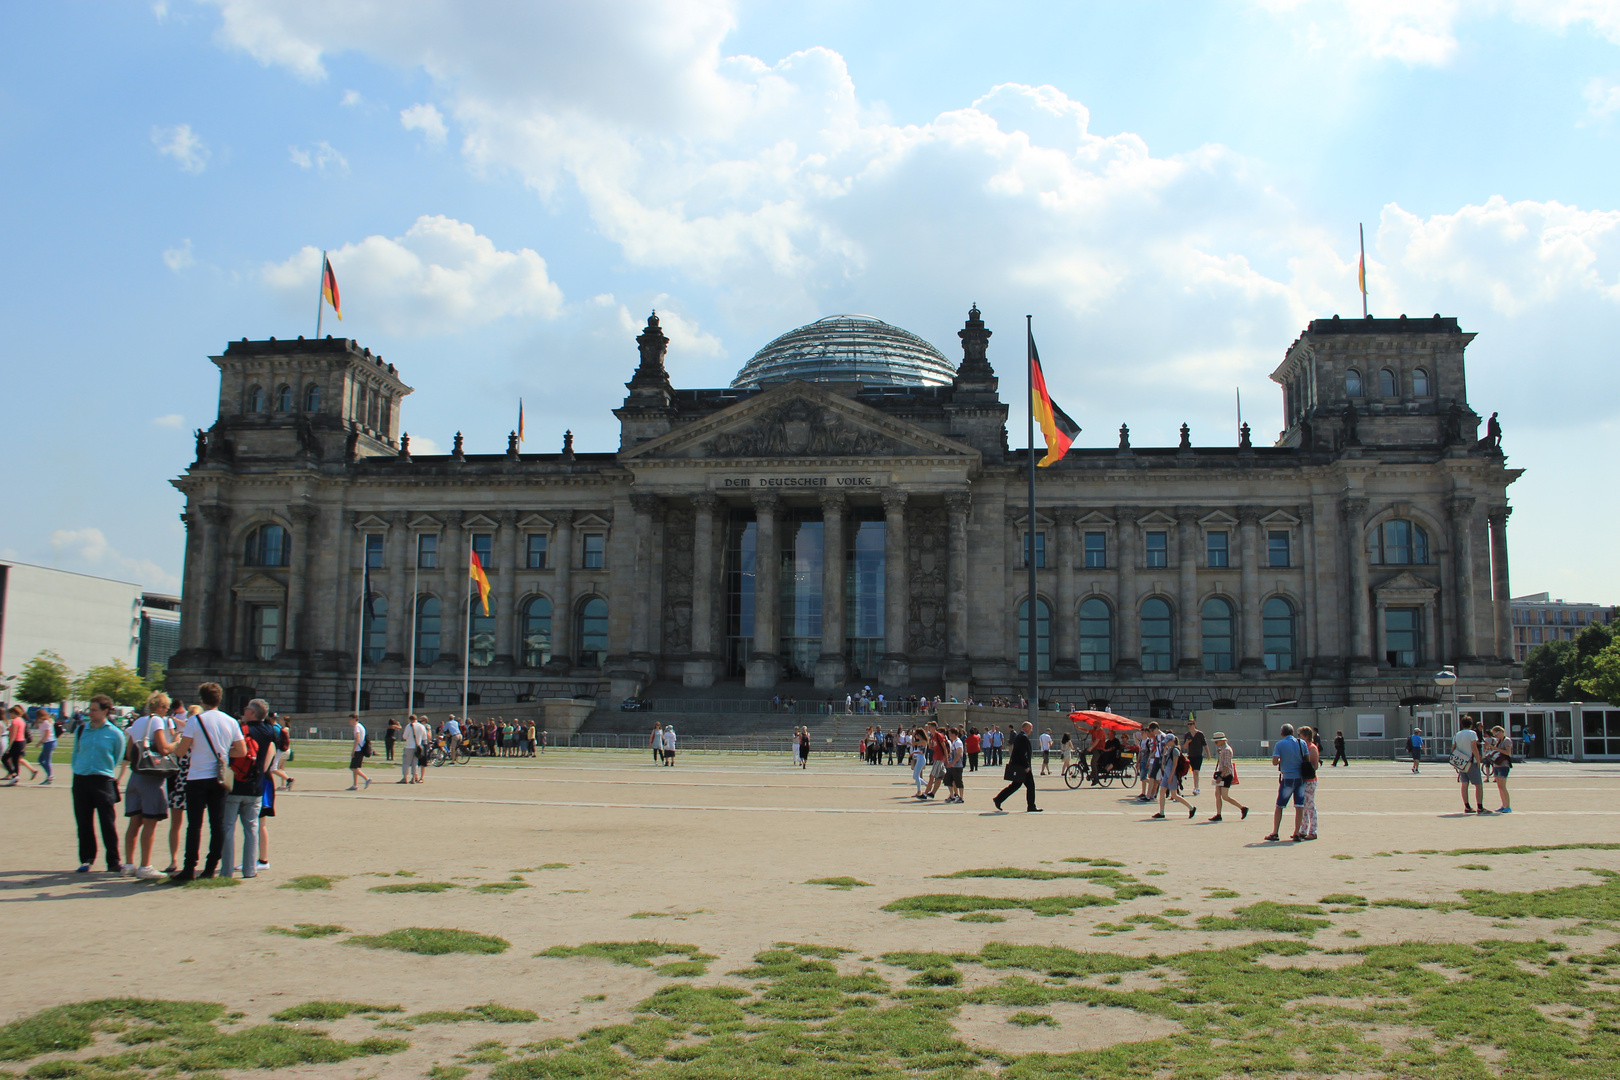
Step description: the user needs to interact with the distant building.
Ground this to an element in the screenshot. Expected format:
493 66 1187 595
139 593 182 678
0 560 144 704
1511 592 1617 661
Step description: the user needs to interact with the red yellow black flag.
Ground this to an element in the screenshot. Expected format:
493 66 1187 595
1029 332 1079 466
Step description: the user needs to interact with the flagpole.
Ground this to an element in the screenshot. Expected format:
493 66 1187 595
316 249 327 339
354 559 368 714
1359 225 1368 318
407 555 418 714
461 552 472 721
1025 315 1039 742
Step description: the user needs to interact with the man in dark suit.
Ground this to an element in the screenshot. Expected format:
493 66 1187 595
993 721 1042 813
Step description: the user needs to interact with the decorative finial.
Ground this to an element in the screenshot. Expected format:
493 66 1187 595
452 431 465 461
507 430 520 459
1239 422 1252 449
398 433 411 459
562 429 575 460
1178 423 1191 450
1118 423 1130 450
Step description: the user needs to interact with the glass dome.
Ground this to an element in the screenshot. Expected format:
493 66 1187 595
730 314 957 389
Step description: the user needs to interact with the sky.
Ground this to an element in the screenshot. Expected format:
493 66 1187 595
1 0 1618 603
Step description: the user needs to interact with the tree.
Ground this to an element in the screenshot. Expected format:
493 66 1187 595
1524 639 1575 701
1561 623 1616 700
15 651 71 705
1577 639 1620 706
75 659 150 708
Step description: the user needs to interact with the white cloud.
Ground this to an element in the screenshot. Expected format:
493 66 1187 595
408 434 442 454
151 123 209 173
1585 76 1620 118
288 140 347 173
162 238 194 271
152 414 185 429
340 88 362 107
50 528 181 591
400 102 447 145
1253 1 1620 66
262 215 565 337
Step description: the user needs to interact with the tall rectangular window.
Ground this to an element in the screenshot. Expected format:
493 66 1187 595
1023 531 1045 568
364 533 383 568
582 534 605 569
1385 607 1420 668
416 534 438 568
1207 531 1229 568
1268 530 1291 567
526 533 548 569
471 533 493 568
1145 531 1168 568
250 605 280 660
1084 531 1106 568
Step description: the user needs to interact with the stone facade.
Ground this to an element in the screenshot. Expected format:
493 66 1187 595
168 309 1522 717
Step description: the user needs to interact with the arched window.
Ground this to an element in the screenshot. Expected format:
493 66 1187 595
468 596 495 668
248 385 266 413
1201 597 1235 672
1140 598 1172 672
276 385 293 412
1017 598 1051 673
1078 598 1112 672
1412 368 1430 396
363 595 387 663
1345 369 1363 397
1379 368 1397 398
522 596 553 668
243 524 289 567
1370 519 1430 565
414 596 441 665
577 597 608 668
1263 596 1296 671
304 383 321 412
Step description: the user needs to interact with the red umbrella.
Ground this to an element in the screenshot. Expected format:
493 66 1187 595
1069 710 1142 732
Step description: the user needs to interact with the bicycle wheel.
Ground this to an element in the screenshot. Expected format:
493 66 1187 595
1063 763 1084 789
454 745 471 765
1099 772 1116 788
432 748 446 767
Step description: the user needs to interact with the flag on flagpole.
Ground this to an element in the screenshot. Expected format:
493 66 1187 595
322 254 342 321
1029 332 1080 467
469 550 491 616
517 399 525 445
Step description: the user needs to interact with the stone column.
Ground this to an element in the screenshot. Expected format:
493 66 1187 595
1489 506 1513 661
385 511 410 661
815 491 848 690
1053 506 1079 675
487 510 516 666
1447 496 1477 662
881 489 910 689
944 493 971 691
1342 497 1371 666
746 492 781 688
196 506 228 656
177 511 201 651
1176 507 1201 675
550 510 574 668
1298 502 1315 663
329 508 354 661
628 494 661 666
1114 507 1140 675
443 511 465 666
1238 506 1263 674
1423 597 1438 666
284 504 316 656
685 494 720 687
1374 596 1389 667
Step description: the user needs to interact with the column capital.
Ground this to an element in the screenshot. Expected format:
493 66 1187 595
750 490 780 514
691 491 720 513
390 509 413 528
1053 505 1080 526
201 503 231 526
288 502 319 525
818 489 847 514
1487 505 1513 526
447 509 466 529
881 488 909 513
1114 504 1140 524
945 491 972 517
629 492 663 516
1174 505 1199 526
1340 496 1369 521
553 507 575 527
497 508 518 526
1446 494 1477 519
1237 505 1264 525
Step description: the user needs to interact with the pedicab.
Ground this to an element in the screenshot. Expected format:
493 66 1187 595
1064 710 1143 789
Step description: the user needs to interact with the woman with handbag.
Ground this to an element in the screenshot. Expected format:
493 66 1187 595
1296 725 1322 840
1486 725 1513 813
118 691 178 879
1208 733 1248 822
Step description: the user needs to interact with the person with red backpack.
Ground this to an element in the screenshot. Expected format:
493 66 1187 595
222 698 276 878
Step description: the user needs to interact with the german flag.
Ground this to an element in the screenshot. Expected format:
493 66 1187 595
322 254 342 321
1029 330 1080 467
469 551 491 616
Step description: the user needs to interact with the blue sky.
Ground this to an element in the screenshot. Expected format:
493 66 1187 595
2 0 1617 602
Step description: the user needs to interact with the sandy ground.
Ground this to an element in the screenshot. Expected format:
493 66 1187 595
4 751 1619 1074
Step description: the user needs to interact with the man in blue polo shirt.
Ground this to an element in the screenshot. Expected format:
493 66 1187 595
1266 723 1306 842
71 694 126 873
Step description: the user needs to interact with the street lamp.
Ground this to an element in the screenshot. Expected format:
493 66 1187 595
1434 666 1458 735
1494 687 1512 703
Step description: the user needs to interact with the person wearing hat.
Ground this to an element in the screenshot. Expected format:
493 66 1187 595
1208 732 1248 822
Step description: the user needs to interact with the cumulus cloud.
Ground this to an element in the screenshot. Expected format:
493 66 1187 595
162 238 194 270
50 528 180 591
400 102 447 145
151 123 209 173
288 140 347 173
340 88 362 106
409 434 443 454
1586 76 1620 118
262 215 565 336
152 414 185 429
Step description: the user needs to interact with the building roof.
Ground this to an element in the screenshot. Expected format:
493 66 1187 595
730 315 956 389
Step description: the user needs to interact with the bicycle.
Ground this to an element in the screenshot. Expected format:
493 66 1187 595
429 741 471 767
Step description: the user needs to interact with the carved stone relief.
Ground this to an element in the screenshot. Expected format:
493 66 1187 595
701 399 903 458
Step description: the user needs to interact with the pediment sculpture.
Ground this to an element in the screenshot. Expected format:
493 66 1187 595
700 399 903 458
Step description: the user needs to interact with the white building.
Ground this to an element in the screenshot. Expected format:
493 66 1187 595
0 560 145 704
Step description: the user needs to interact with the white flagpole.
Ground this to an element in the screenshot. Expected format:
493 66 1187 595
461 552 472 720
408 553 419 713
354 560 368 714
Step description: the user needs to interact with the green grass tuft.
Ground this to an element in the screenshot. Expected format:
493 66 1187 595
803 877 872 889
428 1066 472 1080
1459 863 1492 871
1205 888 1241 898
932 866 1098 881
473 881 533 894
367 881 461 893
270 1001 403 1022
177 875 239 888
345 928 510 955
1008 1011 1058 1027
265 923 348 939
1443 842 1620 857
538 941 715 975
280 874 344 891
1195 901 1332 935
1319 893 1367 905
882 892 1117 917
957 912 1006 923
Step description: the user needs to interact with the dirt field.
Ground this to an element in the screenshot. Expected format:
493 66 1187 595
4 751 1618 1078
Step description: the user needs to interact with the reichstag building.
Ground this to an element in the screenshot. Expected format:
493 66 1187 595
168 305 1523 716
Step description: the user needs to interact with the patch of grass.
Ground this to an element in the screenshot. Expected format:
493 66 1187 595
265 924 348 939
280 874 343 891
1443 842 1620 857
1008 1011 1058 1027
537 862 569 869
428 1066 472 1080
803 877 872 889
345 928 510 955
581 995 606 1003
1331 853 1355 860
407 1004 539 1025
537 941 715 975
1459 863 1492 871
932 867 1098 881
177 875 239 888
270 1001 403 1022
1062 857 1127 867
1319 893 1367 905
882 892 1117 917
1161 908 1190 917
957 912 1006 923
473 881 533 894
1205 888 1241 899
1341 929 1362 938
1195 901 1332 935
656 961 708 977
1459 867 1620 920
629 909 708 919
367 881 461 893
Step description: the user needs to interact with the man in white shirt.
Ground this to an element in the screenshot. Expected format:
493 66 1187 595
1453 717 1486 814
348 714 371 790
663 725 677 766
1038 729 1054 775
401 714 425 784
170 682 246 882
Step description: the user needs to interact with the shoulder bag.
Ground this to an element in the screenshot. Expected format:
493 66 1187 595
194 715 233 788
131 717 180 775
1448 743 1473 774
